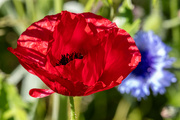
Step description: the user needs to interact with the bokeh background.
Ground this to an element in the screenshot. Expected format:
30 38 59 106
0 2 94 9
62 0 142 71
0 0 180 120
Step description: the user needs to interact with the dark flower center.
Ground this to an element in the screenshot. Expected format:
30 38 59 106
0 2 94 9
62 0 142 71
132 50 155 78
56 52 83 66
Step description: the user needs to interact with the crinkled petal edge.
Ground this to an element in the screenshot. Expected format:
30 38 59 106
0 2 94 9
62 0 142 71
29 88 55 98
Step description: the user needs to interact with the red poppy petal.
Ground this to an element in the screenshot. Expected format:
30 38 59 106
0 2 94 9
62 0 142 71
8 11 141 97
83 29 141 95
7 13 62 89
8 47 57 90
17 14 60 55
55 45 105 87
98 28 141 87
82 12 117 32
29 89 55 98
49 11 98 66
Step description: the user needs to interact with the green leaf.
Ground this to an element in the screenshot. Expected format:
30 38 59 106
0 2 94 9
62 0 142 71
12 0 25 18
107 0 113 5
152 0 157 8
113 0 140 37
114 0 134 25
84 0 95 12
113 98 131 120
143 13 162 33
128 19 141 37
25 0 36 22
0 74 28 120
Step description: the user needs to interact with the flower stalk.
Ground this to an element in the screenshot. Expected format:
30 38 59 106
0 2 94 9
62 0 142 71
69 96 76 120
52 93 59 120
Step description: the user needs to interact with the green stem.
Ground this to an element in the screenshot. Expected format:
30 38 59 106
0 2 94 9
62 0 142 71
52 93 59 120
12 0 25 18
84 0 95 12
58 95 67 120
54 0 64 14
170 0 180 49
52 94 68 120
167 67 180 71
109 6 114 21
113 98 131 120
25 0 36 22
163 17 180 29
69 97 76 120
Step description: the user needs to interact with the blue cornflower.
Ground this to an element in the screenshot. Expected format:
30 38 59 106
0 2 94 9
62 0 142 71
118 31 176 100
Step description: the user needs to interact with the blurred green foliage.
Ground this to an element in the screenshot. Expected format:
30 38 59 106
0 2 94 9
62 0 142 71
0 73 28 120
0 0 180 120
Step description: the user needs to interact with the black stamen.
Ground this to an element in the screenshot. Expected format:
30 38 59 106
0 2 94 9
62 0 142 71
56 52 83 66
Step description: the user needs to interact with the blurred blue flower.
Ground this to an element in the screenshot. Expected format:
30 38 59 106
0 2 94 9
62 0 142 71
118 31 176 100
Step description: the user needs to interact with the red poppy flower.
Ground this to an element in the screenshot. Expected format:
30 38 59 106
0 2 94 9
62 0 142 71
8 11 141 98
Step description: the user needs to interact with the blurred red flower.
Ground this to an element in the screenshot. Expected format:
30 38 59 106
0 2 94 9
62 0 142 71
8 11 141 98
